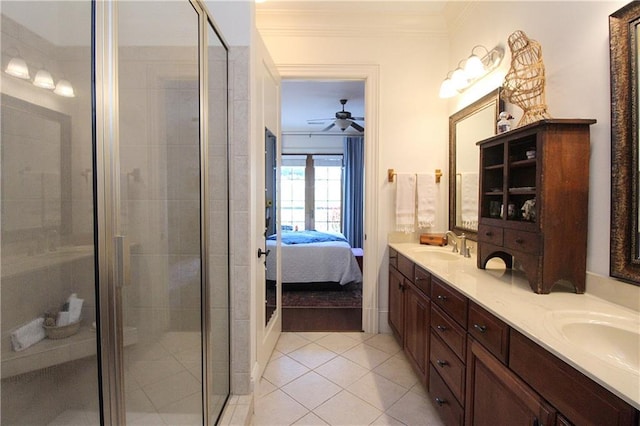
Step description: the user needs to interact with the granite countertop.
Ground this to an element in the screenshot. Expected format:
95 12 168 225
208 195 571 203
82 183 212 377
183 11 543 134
389 242 640 410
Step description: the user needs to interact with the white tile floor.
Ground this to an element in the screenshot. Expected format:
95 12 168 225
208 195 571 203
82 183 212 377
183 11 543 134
253 332 445 426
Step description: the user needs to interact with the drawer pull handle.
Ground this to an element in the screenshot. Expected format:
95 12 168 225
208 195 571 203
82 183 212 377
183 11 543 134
436 359 448 367
436 325 447 332
515 238 524 244
434 397 446 407
437 295 447 301
473 324 487 333
485 231 493 236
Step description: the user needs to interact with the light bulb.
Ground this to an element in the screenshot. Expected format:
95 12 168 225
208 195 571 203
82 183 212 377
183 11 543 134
439 78 457 98
5 57 30 79
33 69 55 89
54 79 75 97
451 68 468 90
464 55 485 79
335 118 351 131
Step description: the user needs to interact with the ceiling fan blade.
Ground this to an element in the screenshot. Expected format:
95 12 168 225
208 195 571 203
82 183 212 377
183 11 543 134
351 117 365 121
350 122 364 132
322 123 335 131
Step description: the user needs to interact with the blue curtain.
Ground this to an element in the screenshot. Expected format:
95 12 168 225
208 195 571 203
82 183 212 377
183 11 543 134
342 136 364 248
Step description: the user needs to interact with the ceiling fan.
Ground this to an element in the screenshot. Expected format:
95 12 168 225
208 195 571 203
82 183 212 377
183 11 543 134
307 99 365 132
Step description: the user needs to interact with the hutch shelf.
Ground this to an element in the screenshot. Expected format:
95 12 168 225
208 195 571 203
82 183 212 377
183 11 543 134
476 119 596 294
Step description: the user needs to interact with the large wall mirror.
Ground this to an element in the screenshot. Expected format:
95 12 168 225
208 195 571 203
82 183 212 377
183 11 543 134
1 94 72 245
610 1 640 285
448 88 503 240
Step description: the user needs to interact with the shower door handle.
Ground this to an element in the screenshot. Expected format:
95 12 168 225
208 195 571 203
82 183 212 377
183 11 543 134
258 248 271 258
115 235 131 288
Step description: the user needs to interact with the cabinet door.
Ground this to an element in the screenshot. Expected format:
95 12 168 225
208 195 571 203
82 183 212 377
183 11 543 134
388 265 405 343
404 282 429 383
465 338 555 426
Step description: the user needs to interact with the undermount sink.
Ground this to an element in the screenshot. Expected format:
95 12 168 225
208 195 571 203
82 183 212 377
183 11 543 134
545 310 640 374
410 246 461 261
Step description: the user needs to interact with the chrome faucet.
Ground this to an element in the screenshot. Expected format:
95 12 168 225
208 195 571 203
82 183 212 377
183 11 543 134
445 230 459 253
459 233 471 258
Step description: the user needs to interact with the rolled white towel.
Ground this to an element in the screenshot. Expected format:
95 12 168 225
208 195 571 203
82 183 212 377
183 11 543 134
10 317 45 352
67 293 84 324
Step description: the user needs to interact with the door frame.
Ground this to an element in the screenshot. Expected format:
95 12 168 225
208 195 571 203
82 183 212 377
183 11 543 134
277 64 380 333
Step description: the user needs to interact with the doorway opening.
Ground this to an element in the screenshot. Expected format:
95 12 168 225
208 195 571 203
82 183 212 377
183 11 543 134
279 80 365 332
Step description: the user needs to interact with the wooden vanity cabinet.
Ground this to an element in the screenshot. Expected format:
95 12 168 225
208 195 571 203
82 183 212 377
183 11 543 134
429 277 468 425
388 250 431 384
388 263 404 343
404 279 430 384
466 337 556 426
467 301 510 363
509 330 639 426
388 247 639 426
476 119 596 294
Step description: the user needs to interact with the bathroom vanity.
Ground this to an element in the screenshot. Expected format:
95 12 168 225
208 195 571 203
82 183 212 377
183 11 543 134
388 244 639 426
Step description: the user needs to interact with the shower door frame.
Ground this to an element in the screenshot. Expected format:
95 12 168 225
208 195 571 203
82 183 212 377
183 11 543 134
93 1 230 424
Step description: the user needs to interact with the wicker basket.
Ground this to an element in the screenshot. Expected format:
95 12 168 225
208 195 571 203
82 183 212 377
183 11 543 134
44 321 81 339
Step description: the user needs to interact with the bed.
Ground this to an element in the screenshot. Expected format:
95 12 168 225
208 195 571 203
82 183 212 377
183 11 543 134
265 231 362 285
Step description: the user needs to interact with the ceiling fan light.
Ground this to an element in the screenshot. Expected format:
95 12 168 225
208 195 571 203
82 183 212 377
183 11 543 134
335 118 351 131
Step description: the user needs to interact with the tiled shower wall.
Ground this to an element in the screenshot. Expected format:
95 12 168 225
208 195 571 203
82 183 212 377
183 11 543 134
228 45 252 396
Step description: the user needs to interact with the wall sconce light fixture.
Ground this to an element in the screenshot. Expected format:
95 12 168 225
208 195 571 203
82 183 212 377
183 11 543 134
53 79 75 97
33 68 55 89
5 56 30 80
4 53 75 97
439 45 504 98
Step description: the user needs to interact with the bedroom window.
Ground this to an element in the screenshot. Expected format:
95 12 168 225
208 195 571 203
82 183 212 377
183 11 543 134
281 154 343 232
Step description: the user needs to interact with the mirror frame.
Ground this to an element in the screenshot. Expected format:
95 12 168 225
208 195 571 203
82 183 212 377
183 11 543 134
448 88 503 240
610 2 640 284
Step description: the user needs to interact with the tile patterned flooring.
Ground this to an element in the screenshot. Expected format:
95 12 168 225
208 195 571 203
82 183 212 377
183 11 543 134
253 332 445 426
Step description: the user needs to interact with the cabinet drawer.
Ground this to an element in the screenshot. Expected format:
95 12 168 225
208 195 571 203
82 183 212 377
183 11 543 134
429 365 464 426
509 330 639 426
504 229 540 254
478 224 503 246
467 302 510 363
431 305 466 361
430 332 465 404
398 253 414 280
414 265 431 296
431 278 468 328
389 247 398 268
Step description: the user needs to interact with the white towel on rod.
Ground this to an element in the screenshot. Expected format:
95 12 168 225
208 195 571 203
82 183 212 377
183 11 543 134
10 317 45 352
395 173 416 233
417 173 436 228
461 172 479 230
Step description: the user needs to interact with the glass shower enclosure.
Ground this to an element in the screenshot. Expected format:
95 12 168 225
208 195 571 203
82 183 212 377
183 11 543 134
0 1 229 424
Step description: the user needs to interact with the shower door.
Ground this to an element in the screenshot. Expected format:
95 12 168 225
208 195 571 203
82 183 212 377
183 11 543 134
113 1 228 424
102 1 229 423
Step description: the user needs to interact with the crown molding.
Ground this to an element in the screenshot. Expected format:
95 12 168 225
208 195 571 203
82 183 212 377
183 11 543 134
256 8 448 38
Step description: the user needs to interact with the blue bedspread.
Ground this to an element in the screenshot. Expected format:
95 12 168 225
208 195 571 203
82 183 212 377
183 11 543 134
267 230 348 245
